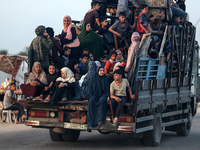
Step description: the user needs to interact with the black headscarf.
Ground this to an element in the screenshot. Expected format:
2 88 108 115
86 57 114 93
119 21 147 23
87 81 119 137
89 66 110 98
46 72 59 85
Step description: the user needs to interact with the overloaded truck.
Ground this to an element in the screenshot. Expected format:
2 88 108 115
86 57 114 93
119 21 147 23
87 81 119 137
22 0 199 146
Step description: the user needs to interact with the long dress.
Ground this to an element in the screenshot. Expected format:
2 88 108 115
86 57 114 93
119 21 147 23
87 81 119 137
78 22 104 60
87 67 110 128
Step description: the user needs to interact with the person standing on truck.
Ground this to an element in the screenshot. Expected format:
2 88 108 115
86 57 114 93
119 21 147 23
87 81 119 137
110 69 135 126
3 83 27 123
84 1 101 30
29 25 53 73
87 66 110 128
59 15 80 60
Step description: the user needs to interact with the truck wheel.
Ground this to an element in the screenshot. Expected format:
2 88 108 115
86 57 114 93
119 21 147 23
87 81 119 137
176 105 192 136
143 113 162 147
62 129 80 142
49 128 63 141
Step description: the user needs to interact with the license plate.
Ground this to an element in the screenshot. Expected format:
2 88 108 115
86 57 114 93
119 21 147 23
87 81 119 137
64 122 87 130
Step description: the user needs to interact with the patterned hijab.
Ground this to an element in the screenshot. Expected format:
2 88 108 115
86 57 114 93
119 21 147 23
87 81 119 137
63 15 72 40
56 67 75 83
26 61 47 85
35 25 45 61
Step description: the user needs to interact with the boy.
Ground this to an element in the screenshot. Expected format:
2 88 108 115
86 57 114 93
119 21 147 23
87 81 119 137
110 69 135 126
60 47 71 68
109 11 131 39
79 54 89 76
137 4 162 38
96 16 109 37
104 50 117 75
84 1 101 30
3 83 27 123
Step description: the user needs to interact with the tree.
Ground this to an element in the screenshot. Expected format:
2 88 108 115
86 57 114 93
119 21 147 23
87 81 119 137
17 47 29 56
0 49 8 55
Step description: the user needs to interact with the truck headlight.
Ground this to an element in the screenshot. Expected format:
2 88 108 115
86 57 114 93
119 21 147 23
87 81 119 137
50 112 55 118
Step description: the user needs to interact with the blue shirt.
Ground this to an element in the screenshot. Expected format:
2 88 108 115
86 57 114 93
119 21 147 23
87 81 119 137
79 62 88 76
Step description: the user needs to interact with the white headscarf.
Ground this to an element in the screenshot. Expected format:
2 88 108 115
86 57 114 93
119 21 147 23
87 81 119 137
56 67 75 83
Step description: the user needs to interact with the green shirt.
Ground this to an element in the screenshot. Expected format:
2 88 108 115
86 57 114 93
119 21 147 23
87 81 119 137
110 79 129 96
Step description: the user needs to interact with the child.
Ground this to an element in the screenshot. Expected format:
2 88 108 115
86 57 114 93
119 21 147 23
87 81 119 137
110 69 135 126
109 12 131 39
60 47 71 68
137 4 161 38
84 1 101 30
96 16 109 37
104 50 117 75
40 65 59 102
50 67 76 104
177 0 186 12
3 83 27 123
79 54 89 76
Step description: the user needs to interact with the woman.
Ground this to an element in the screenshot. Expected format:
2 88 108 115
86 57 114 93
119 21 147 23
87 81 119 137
116 50 124 62
21 62 47 98
59 15 80 60
87 66 110 128
50 67 76 104
29 25 53 73
125 32 140 83
78 22 104 60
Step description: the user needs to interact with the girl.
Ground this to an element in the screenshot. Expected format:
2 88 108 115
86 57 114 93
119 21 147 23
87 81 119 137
87 66 110 128
50 67 76 104
40 65 59 102
104 50 117 75
59 15 80 60
21 62 47 99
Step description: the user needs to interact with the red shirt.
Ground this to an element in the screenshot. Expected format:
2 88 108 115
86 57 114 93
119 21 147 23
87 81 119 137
104 60 116 75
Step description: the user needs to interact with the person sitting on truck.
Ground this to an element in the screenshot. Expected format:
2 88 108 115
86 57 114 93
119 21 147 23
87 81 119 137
40 65 59 102
21 62 48 99
110 69 135 127
68 59 80 74
116 50 124 62
84 1 101 30
79 54 89 76
137 4 162 38
95 16 109 38
125 32 140 83
59 47 71 68
104 50 117 75
50 67 76 104
78 22 104 61
177 0 186 12
87 66 110 128
3 83 27 124
109 12 131 47
29 25 53 73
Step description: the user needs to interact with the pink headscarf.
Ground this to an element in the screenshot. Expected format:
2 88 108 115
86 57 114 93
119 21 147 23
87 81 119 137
63 15 72 40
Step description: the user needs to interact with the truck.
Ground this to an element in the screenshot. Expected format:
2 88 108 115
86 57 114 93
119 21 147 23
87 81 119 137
22 0 199 147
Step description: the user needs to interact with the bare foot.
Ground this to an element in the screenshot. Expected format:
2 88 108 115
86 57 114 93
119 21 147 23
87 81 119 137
22 115 27 119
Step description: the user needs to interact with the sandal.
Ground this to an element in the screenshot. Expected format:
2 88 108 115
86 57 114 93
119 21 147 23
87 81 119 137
44 96 51 102
33 96 43 101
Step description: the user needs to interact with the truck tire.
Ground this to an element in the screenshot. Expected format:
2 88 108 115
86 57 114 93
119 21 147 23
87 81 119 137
176 105 192 136
49 128 63 141
143 113 162 147
62 129 80 142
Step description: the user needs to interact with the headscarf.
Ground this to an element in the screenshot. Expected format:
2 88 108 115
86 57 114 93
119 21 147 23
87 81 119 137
46 66 59 85
116 50 124 62
130 32 140 53
26 62 47 85
89 66 110 97
63 15 72 40
56 67 75 83
34 25 45 61
95 61 101 68
113 62 122 72
78 22 104 60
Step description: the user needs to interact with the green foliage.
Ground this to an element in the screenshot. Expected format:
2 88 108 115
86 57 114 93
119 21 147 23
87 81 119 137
0 49 8 55
17 47 29 56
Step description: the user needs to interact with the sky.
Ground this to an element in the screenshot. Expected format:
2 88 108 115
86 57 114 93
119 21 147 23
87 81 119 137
0 0 199 55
